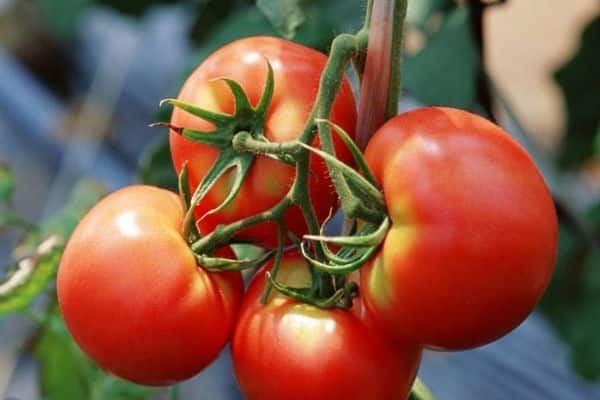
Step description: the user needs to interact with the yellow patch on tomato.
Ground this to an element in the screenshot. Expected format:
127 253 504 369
367 225 416 309
281 304 337 351
267 100 303 141
386 192 414 225
196 82 227 112
265 258 312 305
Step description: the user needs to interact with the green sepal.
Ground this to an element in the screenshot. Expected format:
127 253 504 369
178 164 201 242
178 163 191 210
180 127 233 148
314 118 380 188
254 60 275 120
200 153 254 221
300 218 389 275
306 211 350 265
196 249 274 272
297 141 385 217
301 240 379 275
148 122 231 150
304 217 389 247
189 149 255 221
161 98 233 127
210 76 254 117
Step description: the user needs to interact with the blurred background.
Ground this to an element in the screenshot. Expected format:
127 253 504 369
0 0 599 399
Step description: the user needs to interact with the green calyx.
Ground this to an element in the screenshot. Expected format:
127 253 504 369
156 61 292 242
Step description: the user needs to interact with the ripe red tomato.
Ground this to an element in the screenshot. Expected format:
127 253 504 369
57 185 243 385
170 36 357 247
360 107 558 350
232 252 421 400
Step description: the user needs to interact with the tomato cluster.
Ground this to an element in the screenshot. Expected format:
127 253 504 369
57 36 557 399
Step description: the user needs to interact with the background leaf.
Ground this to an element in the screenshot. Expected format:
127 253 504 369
0 162 15 205
0 181 105 315
32 303 97 400
257 0 310 39
0 244 61 315
555 16 600 169
138 134 178 191
406 0 452 29
32 303 155 400
540 201 600 379
404 5 479 110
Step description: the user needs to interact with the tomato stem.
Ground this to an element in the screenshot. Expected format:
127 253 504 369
386 0 408 119
231 131 301 157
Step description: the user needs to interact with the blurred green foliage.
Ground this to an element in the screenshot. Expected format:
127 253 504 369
6 0 600 390
256 0 311 39
404 5 479 110
0 163 15 205
0 181 104 315
555 16 600 169
33 303 155 400
138 134 178 192
537 14 600 380
540 203 600 379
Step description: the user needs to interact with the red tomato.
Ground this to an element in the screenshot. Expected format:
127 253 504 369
360 107 558 350
232 252 421 400
57 185 243 385
170 36 357 247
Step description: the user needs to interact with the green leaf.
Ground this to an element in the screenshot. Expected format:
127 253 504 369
0 181 105 315
555 16 600 168
32 303 155 400
137 135 178 192
312 0 364 34
0 162 15 204
0 238 62 314
187 4 333 68
404 6 479 110
257 0 310 39
406 0 452 28
32 304 96 400
539 201 600 379
34 0 93 39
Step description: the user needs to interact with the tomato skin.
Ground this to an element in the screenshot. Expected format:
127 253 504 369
360 107 558 350
170 36 357 247
232 252 421 400
57 185 243 385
